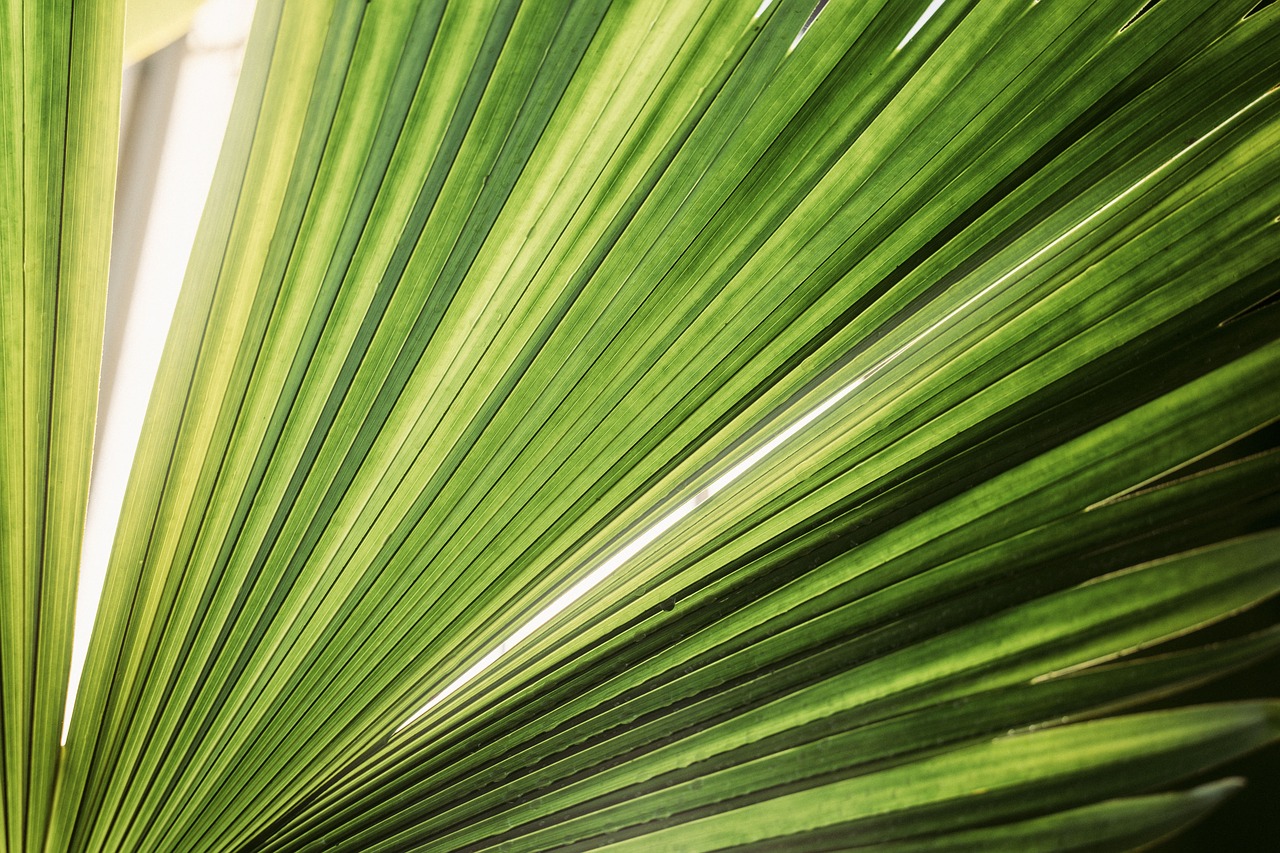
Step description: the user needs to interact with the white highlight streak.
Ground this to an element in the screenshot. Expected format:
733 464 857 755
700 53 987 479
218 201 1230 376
753 0 775 21
394 87 1273 737
395 371 870 734
897 0 947 51
789 1 828 54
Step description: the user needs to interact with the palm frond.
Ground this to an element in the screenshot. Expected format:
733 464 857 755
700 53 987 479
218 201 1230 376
2 0 1277 850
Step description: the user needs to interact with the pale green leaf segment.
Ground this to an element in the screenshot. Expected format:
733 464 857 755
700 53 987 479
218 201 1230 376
30 0 1280 851
0 1 123 851
122 0 203 64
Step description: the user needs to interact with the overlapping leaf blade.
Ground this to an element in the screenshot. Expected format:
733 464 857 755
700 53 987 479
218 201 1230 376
0 1 123 850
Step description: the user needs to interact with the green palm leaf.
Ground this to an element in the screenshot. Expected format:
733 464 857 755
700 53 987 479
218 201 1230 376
3 0 1278 850
0 0 123 849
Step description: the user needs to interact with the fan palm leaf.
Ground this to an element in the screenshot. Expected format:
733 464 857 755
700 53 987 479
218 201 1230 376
2 0 1278 850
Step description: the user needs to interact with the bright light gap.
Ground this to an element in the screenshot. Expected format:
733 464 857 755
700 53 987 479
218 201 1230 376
788 0 830 53
897 0 947 51
394 371 868 733
61 0 257 743
393 88 1271 737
